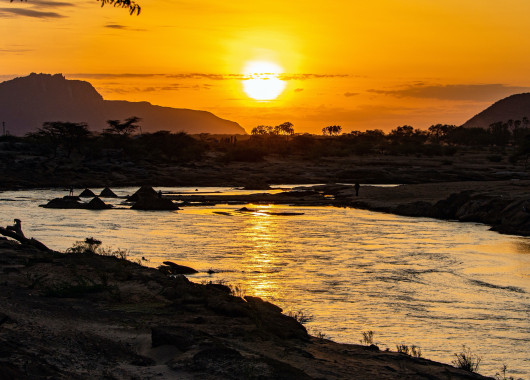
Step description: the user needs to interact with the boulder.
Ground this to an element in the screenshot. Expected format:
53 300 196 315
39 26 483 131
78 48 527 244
158 261 198 275
244 296 308 340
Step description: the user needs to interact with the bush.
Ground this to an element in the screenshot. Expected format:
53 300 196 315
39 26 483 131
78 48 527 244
360 331 374 345
452 345 481 372
396 344 422 358
66 238 129 260
286 309 313 324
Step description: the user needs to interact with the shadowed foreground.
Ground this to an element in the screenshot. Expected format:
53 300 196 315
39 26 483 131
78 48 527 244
0 238 492 379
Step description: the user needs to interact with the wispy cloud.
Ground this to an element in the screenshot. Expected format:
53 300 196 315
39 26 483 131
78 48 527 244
68 72 351 81
104 24 128 29
102 83 212 94
104 24 147 31
279 74 349 81
369 83 530 101
0 47 32 54
344 92 359 97
0 0 74 18
0 7 64 18
32 0 74 8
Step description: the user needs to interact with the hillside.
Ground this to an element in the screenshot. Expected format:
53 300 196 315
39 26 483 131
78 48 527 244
0 73 246 135
462 93 530 129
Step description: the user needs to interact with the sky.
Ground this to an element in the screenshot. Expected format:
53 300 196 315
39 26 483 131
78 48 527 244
1 0 530 134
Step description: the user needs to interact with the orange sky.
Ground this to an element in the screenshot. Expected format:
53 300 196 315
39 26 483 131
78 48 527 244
1 0 530 133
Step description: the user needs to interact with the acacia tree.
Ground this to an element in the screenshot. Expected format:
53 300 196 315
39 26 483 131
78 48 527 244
104 116 141 136
275 122 295 136
251 125 274 136
322 125 342 136
27 121 91 158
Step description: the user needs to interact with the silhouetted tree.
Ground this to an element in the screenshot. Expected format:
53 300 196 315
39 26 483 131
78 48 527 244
27 121 91 158
104 116 141 136
251 125 274 136
488 122 510 146
275 122 295 135
322 125 342 136
428 124 457 143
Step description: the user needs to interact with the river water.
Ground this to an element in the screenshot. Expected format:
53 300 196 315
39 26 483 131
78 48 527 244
1 187 528 378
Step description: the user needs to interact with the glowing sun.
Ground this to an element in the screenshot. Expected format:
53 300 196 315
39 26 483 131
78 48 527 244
243 61 286 101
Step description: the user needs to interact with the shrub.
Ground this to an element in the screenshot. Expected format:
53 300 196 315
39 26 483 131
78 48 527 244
66 238 129 260
452 345 481 372
286 309 313 324
396 344 422 358
495 364 514 380
360 331 374 345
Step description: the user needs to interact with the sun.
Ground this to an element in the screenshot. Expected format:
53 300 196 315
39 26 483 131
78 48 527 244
242 61 286 101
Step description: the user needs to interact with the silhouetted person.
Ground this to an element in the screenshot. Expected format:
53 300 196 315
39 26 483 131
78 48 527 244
6 219 25 238
354 183 360 196
158 190 162 198
69 186 74 196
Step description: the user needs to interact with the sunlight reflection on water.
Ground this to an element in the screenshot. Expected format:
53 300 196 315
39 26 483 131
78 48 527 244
0 187 529 378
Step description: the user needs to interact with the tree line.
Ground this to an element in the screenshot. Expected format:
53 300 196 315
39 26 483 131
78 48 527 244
1 117 529 165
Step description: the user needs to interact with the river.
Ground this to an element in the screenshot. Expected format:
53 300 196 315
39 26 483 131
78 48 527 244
1 186 528 378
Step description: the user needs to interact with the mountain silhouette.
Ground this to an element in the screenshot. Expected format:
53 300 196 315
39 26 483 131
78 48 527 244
0 73 246 135
462 93 530 128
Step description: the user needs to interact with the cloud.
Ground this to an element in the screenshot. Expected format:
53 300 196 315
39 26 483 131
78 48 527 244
67 72 351 81
369 83 530 101
104 24 147 31
0 7 64 18
68 73 165 79
32 0 74 8
102 83 212 94
0 47 32 54
294 88 304 92
344 92 358 97
278 74 349 81
105 24 127 29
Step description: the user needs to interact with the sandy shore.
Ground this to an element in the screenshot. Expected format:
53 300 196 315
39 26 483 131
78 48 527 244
0 238 492 379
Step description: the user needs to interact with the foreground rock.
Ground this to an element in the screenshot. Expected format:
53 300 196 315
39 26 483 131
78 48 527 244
0 238 490 379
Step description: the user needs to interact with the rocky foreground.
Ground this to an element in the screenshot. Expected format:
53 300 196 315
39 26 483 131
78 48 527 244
0 238 491 379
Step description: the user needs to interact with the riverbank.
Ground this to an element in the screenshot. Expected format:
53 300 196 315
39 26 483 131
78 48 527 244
1 151 528 190
0 237 491 379
162 180 529 236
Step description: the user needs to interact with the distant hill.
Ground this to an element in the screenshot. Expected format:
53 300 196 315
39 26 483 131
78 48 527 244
0 73 246 136
462 93 530 128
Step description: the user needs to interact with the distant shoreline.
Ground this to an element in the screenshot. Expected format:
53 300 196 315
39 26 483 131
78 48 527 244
3 179 529 237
